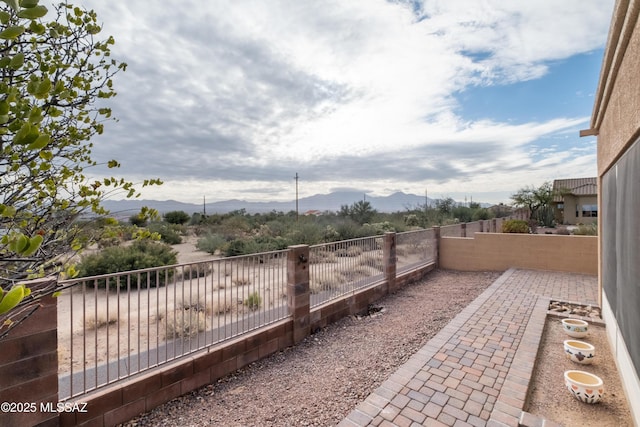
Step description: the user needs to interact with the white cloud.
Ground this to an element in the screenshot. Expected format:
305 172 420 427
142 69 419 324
71 0 613 205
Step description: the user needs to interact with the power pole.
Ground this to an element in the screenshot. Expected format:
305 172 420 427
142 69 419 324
203 195 206 216
295 172 299 222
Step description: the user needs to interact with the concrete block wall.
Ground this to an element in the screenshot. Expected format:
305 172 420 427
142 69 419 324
0 279 59 427
60 320 294 426
439 233 597 275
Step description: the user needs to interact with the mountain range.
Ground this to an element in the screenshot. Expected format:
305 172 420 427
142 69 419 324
101 191 491 217
102 191 427 216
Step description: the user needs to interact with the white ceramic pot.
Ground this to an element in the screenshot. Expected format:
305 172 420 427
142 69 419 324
564 370 604 404
561 318 588 338
564 340 595 364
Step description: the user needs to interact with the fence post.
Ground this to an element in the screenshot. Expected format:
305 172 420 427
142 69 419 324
479 220 484 233
433 226 441 269
383 232 397 293
493 218 497 232
287 245 310 344
0 278 59 427
461 222 467 237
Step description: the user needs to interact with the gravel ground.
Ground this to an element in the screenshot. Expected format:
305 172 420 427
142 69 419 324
527 316 634 426
121 269 500 427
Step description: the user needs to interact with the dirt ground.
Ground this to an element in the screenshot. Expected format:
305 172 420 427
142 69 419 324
526 316 634 426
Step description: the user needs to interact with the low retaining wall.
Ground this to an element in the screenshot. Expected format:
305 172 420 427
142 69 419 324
439 233 597 275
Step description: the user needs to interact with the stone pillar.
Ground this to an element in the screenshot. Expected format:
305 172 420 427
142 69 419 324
493 218 498 233
479 220 484 233
433 226 441 269
461 222 467 237
383 232 397 293
0 278 59 427
287 245 310 344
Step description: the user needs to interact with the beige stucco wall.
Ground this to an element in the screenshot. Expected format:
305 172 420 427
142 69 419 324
439 233 597 275
591 2 640 424
595 1 640 175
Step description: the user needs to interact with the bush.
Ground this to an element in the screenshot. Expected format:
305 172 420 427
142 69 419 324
196 233 227 254
78 240 178 288
164 309 206 339
164 210 191 225
573 223 597 236
502 219 530 233
148 222 182 245
244 292 262 311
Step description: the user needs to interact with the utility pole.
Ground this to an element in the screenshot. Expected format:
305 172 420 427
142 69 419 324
295 172 299 222
203 195 206 216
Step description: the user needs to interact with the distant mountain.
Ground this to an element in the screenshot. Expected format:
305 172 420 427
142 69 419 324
100 191 485 216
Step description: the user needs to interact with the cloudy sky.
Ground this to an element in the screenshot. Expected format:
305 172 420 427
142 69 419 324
74 0 614 205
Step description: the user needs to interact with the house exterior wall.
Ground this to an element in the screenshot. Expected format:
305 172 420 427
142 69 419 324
555 195 598 225
590 1 640 424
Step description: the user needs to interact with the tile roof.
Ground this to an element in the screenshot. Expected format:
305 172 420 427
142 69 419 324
552 177 597 202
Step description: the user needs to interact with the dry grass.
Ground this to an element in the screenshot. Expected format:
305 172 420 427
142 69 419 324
85 307 121 330
163 309 206 339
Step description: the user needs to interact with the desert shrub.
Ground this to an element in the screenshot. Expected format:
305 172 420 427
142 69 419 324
556 227 571 235
196 233 227 254
360 253 384 271
210 297 234 315
309 248 337 264
223 236 289 256
336 265 371 282
346 245 363 257
78 240 178 288
502 219 530 234
244 292 262 311
148 222 182 244
164 210 191 225
178 262 214 280
572 223 597 236
85 307 120 330
310 274 341 293
164 309 206 339
129 214 148 227
285 222 324 245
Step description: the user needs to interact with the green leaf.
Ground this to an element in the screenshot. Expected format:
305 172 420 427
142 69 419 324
20 0 39 7
38 150 52 161
27 133 49 150
0 57 10 68
35 78 51 98
9 52 24 69
17 5 47 19
0 25 25 40
29 20 45 34
0 11 11 24
1 0 19 12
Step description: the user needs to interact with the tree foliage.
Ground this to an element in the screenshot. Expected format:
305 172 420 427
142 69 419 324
339 200 376 225
510 182 555 226
0 1 160 334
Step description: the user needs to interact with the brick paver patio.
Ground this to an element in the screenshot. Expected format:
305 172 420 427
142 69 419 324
340 268 599 427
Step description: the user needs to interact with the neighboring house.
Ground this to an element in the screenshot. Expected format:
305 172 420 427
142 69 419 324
551 177 597 225
583 0 640 424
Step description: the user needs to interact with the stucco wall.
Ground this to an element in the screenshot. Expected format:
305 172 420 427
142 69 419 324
592 2 640 425
439 233 597 275
595 1 640 174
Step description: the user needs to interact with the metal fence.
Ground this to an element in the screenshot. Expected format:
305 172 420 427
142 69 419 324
55 225 460 399
57 250 288 399
309 236 384 308
396 229 437 272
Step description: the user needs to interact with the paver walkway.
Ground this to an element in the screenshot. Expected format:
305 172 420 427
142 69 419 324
340 268 598 427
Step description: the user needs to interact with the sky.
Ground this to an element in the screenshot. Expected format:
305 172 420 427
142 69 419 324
72 0 615 206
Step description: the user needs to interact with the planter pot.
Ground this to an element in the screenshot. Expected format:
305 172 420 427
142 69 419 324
562 318 588 338
564 340 595 364
564 370 604 404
